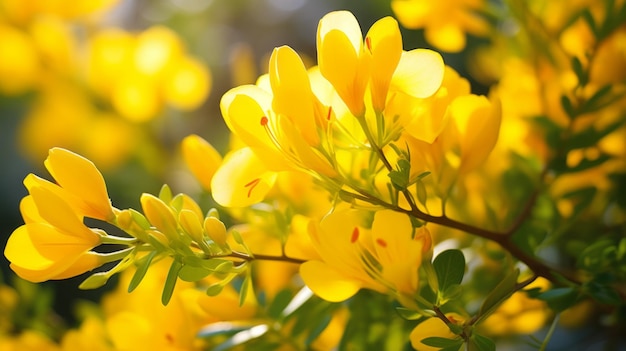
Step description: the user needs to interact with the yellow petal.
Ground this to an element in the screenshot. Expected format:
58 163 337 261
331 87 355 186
409 316 459 351
366 16 402 112
449 95 502 173
181 134 222 191
300 260 362 302
5 224 99 282
425 24 466 53
28 185 99 242
269 45 318 145
317 11 367 117
211 147 277 207
44 147 114 221
390 49 444 99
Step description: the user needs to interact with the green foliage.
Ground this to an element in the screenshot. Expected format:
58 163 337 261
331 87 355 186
433 249 466 304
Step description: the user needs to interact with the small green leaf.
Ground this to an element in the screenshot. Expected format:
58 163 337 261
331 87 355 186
268 289 294 319
206 282 225 296
239 271 252 307
433 249 466 294
470 333 496 351
388 158 411 190
537 287 579 311
421 336 463 348
128 251 158 292
158 184 173 203
477 268 519 322
162 259 182 305
178 265 212 282
79 272 110 290
571 56 587 86
560 95 576 119
395 307 425 320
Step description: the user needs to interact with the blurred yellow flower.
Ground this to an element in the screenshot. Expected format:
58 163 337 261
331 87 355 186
390 0 489 52
182 135 223 192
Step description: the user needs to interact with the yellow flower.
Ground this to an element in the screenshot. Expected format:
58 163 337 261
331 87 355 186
409 313 464 351
0 23 40 95
5 185 103 282
300 208 430 303
317 11 444 116
391 0 489 52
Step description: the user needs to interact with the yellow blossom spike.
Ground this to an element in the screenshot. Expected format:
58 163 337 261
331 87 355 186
390 49 444 99
365 16 402 112
211 147 278 207
269 45 319 146
44 148 114 221
181 134 222 192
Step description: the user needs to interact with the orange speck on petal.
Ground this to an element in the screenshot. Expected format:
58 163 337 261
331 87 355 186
244 178 261 198
260 116 268 126
376 238 387 248
365 36 372 53
351 227 360 243
327 106 333 120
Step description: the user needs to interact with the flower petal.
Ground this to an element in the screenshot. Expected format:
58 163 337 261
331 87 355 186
44 147 114 220
300 260 362 302
391 49 444 99
211 147 277 207
181 134 222 191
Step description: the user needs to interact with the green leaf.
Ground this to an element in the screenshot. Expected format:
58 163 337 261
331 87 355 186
395 307 425 320
239 271 252 307
433 249 466 294
571 56 587 87
421 336 463 348
206 282 225 296
560 95 576 119
158 184 173 203
388 158 411 190
567 120 623 149
178 265 212 282
79 272 110 290
470 333 496 351
162 259 182 305
477 268 519 322
128 251 157 293
580 84 612 113
268 289 293 319
537 287 579 311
